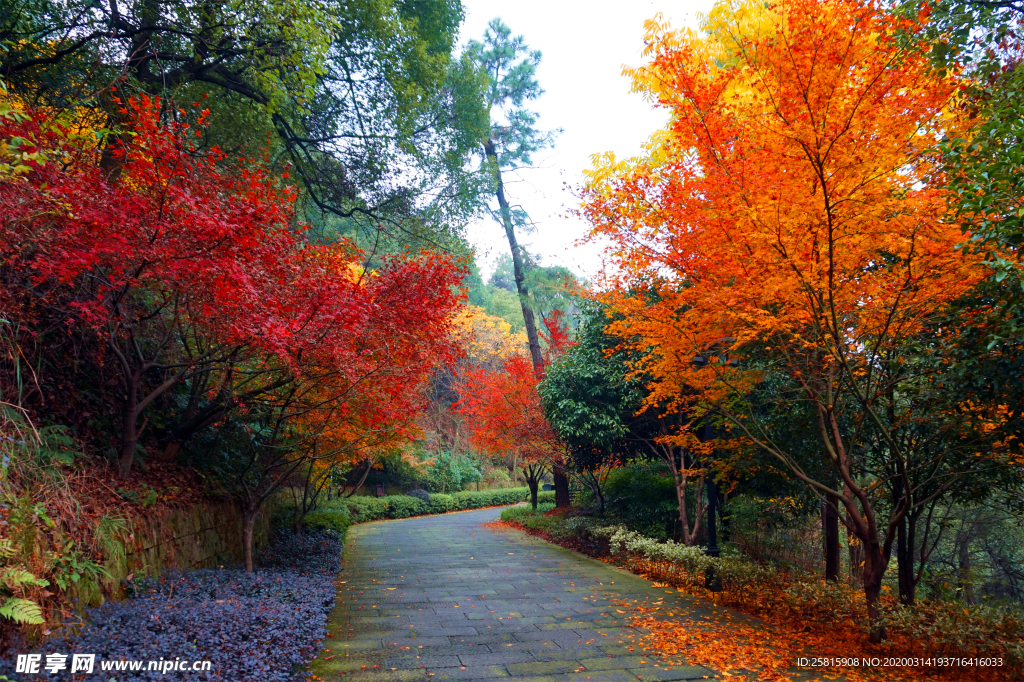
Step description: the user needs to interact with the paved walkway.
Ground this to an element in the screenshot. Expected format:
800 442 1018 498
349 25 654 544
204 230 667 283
310 507 730 682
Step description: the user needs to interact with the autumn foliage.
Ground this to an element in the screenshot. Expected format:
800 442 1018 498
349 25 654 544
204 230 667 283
0 95 464 573
457 312 570 506
459 355 558 461
583 0 996 640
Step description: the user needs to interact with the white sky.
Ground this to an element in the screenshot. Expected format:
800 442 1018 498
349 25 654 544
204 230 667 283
458 0 715 280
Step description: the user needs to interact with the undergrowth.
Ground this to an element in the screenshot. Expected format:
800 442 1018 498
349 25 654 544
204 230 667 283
0 403 204 641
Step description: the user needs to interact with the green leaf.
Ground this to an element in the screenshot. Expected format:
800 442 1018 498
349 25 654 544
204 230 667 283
0 598 45 625
1 568 49 588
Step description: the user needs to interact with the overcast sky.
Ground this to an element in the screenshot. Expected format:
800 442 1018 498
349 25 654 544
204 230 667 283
457 0 715 279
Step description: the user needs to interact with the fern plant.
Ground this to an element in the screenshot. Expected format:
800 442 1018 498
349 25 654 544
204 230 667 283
95 515 130 565
0 538 47 625
0 377 85 630
50 540 109 590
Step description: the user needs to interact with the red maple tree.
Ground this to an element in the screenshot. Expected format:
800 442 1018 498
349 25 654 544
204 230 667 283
457 311 571 507
0 96 464 484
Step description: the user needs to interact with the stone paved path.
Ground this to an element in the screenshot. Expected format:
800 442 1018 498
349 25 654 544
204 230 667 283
310 507 735 682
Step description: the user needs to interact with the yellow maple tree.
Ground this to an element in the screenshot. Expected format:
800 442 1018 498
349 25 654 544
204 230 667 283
452 305 529 370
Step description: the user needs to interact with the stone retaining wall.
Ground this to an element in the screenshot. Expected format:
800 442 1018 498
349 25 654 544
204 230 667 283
94 499 272 601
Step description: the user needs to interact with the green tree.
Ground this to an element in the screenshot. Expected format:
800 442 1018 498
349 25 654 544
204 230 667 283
425 451 483 493
907 0 1024 306
483 288 526 333
0 0 489 248
925 1 1024 285
489 253 583 331
540 304 708 535
466 19 558 372
897 0 1024 603
489 253 519 292
465 20 572 504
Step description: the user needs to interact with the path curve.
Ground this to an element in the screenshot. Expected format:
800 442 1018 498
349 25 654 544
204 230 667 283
311 507 725 682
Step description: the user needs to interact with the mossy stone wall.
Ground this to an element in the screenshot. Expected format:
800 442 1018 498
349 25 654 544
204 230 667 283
89 499 272 602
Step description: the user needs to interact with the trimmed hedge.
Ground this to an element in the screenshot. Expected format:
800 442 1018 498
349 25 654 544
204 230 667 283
341 487 554 522
296 487 555 535
302 507 352 539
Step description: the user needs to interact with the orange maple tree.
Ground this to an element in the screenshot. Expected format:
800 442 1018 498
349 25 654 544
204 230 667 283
583 0 992 639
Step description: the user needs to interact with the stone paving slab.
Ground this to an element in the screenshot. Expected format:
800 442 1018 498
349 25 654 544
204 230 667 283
310 507 722 681
309 506 847 682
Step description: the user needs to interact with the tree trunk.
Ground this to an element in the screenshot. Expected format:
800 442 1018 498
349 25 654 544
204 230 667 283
292 502 303 536
119 375 142 478
161 405 227 462
719 493 731 543
343 459 374 498
823 494 840 581
120 415 138 477
98 88 131 182
847 513 865 586
664 449 700 546
486 140 544 372
958 538 975 605
111 332 200 477
862 542 889 643
583 470 606 516
896 514 915 605
525 467 540 510
242 503 258 573
553 466 570 507
292 461 321 535
675 479 695 546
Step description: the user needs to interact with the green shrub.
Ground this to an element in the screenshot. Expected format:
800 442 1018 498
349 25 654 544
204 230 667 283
449 488 529 509
593 525 774 593
876 600 1024 660
317 486 537 524
424 451 483 493
288 487 554 531
387 496 428 518
340 496 387 522
427 493 456 514
500 504 555 523
602 460 678 539
301 507 352 541
499 504 585 538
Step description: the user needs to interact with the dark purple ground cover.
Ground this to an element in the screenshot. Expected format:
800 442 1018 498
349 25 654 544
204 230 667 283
2 531 342 681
